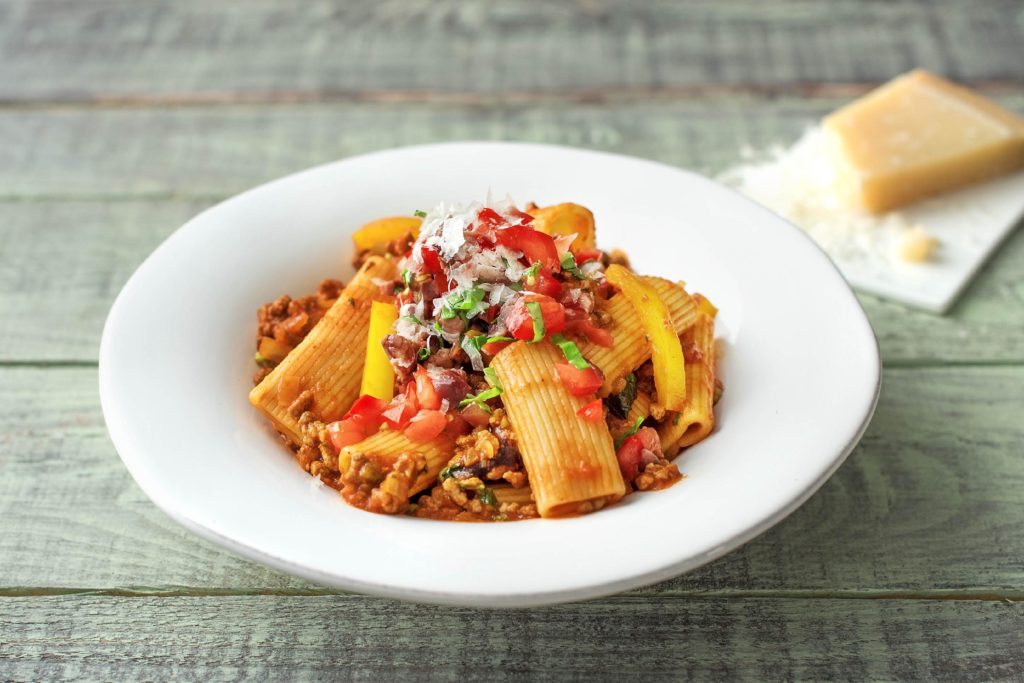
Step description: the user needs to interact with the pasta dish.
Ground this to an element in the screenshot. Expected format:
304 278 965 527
249 199 721 521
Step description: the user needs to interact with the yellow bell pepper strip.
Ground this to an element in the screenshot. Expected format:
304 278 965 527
360 301 400 401
528 203 596 250
352 216 422 255
605 265 686 412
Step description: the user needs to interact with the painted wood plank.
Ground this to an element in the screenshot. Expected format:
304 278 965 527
0 0 1021 103
0 595 1021 681
2 365 1022 595
4 96 1023 200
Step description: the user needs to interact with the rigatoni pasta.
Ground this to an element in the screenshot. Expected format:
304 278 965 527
491 341 625 517
249 256 397 441
659 312 717 457
248 197 720 521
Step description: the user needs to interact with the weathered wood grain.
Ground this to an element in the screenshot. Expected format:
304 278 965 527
2 365 1022 595
4 96 1023 200
1 98 1023 363
0 595 1021 682
0 0 1021 103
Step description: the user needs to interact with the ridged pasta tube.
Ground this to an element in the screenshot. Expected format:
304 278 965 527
659 313 716 457
491 341 626 517
249 256 398 441
338 427 455 495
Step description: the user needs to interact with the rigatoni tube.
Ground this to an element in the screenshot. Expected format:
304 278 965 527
491 341 626 517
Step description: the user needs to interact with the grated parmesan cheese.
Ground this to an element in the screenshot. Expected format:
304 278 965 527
718 126 940 265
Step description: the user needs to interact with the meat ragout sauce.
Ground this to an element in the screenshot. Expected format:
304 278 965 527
252 200 686 521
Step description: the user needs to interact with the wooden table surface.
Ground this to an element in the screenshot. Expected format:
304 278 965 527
2 1 1023 680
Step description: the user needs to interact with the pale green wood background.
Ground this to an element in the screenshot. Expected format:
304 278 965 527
1 1 1023 680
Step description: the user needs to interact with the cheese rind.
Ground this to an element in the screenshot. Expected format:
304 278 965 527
824 69 1024 214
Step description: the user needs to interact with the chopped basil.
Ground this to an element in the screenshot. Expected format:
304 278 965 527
550 333 590 370
478 488 498 507
467 334 513 352
401 314 424 325
413 209 427 218
560 251 586 280
608 373 637 419
458 386 501 410
484 366 502 390
253 351 275 368
614 416 646 450
526 300 546 342
401 268 413 288
441 286 487 321
522 262 541 281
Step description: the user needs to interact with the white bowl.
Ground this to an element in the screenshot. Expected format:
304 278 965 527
100 142 880 607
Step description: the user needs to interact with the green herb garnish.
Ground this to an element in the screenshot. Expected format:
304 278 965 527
560 251 586 280
526 301 546 342
401 314 424 325
484 366 502 390
401 268 413 288
522 262 541 281
441 286 487 321
467 334 513 352
550 333 590 370
614 416 646 449
478 488 498 507
608 373 637 419
458 386 502 410
414 209 427 218
417 347 430 361
253 351 275 368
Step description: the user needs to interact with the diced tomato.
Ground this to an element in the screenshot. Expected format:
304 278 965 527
342 394 386 428
414 366 442 410
481 339 513 356
616 434 644 481
477 208 505 229
382 382 419 429
567 317 614 348
526 267 563 297
495 226 559 269
506 294 566 341
573 247 603 264
404 409 448 443
480 304 500 324
419 245 444 276
326 419 367 450
555 361 604 396
577 399 604 422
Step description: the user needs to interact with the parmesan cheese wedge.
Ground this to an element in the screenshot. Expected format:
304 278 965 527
824 69 1024 214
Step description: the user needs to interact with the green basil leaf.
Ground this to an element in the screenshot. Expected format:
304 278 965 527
526 301 545 342
614 416 646 450
413 209 427 218
478 488 498 507
550 333 590 369
608 373 637 419
560 251 586 280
